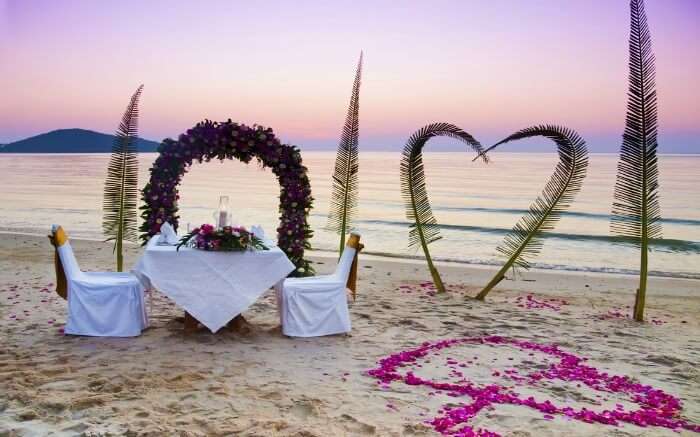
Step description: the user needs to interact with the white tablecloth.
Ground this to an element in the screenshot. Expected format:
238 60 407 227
133 237 295 333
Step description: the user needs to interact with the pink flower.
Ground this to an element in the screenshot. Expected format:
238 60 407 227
365 336 699 436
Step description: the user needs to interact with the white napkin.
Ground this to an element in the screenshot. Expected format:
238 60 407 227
251 225 275 247
158 222 179 245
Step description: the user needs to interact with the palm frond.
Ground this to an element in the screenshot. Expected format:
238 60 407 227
328 52 363 255
400 122 487 293
611 0 660 321
103 84 143 271
476 125 588 300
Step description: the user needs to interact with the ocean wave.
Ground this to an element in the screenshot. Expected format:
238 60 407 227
311 247 700 280
431 206 700 226
330 204 700 226
2 229 698 280
352 219 700 254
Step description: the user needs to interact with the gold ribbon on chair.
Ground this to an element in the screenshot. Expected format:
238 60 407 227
47 226 68 300
345 233 364 301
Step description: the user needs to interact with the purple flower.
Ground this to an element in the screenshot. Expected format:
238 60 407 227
365 336 699 436
141 121 313 274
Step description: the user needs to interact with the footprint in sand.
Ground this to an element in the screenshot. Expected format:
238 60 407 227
336 413 377 434
289 398 322 419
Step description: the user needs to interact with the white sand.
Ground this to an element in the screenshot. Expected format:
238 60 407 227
1 233 698 436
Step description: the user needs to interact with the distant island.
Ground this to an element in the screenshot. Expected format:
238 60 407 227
0 129 161 153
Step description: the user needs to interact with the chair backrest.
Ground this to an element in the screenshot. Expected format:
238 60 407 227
58 243 83 281
334 233 363 299
48 225 68 299
48 225 82 288
334 245 357 283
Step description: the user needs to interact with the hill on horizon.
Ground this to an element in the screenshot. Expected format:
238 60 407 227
0 129 161 153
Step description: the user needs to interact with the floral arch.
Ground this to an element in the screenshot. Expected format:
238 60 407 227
139 119 314 276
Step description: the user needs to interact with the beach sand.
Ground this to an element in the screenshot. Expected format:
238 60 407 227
1 232 698 436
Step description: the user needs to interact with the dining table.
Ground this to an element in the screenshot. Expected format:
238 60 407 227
132 235 295 333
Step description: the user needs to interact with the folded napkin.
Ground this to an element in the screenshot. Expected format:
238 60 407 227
158 222 179 245
251 225 275 247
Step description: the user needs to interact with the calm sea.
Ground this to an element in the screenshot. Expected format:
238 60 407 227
0 152 698 279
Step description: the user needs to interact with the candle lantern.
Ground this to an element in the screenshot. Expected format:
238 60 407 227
214 195 231 229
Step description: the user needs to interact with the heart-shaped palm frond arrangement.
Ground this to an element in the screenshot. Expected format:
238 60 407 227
475 125 588 300
103 84 143 272
611 0 661 322
327 52 363 256
401 123 487 293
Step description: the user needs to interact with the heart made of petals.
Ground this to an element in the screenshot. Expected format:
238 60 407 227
367 336 699 436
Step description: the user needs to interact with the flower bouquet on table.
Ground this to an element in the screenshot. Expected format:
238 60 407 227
176 224 268 252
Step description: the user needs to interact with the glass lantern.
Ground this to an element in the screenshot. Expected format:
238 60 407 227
214 195 231 229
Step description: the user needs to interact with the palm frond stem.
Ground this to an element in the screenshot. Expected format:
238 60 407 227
328 52 363 256
400 123 487 293
475 125 588 300
103 84 143 271
611 0 660 321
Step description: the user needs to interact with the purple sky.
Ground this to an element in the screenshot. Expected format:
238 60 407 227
1 0 698 152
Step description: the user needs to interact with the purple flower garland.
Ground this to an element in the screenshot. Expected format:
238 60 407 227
139 119 314 276
367 336 699 436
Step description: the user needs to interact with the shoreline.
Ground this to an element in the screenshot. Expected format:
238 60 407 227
2 230 699 282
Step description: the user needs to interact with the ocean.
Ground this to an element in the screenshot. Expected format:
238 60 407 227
0 152 698 279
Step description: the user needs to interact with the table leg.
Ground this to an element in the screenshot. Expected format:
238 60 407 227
184 311 198 334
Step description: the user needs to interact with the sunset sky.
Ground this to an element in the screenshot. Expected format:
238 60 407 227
1 0 698 152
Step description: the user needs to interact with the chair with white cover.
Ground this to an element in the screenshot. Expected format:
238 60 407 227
48 225 148 337
278 232 363 337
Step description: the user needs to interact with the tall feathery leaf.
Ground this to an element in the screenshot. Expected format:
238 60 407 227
400 123 487 293
611 0 660 322
103 84 143 272
328 52 363 255
475 125 588 300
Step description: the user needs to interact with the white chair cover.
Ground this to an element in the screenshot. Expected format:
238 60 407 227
57 241 148 337
278 245 356 337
